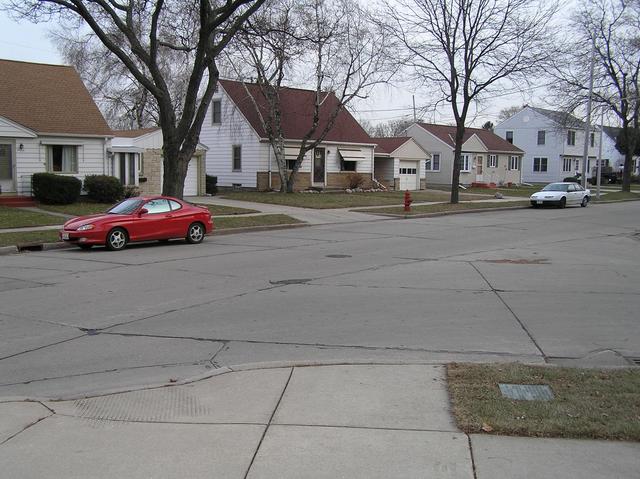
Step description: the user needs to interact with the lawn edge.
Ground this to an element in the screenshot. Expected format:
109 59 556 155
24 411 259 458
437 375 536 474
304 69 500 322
354 204 530 218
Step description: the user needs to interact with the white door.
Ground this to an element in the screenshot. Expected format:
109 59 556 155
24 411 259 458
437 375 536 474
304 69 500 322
399 160 419 190
0 142 14 193
476 155 484 182
183 158 198 196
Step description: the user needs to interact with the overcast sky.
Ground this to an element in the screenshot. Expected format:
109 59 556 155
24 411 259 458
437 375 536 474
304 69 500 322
0 5 564 129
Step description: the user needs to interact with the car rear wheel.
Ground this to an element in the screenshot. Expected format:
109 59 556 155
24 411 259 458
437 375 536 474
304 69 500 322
186 222 205 244
558 197 566 209
581 196 589 207
106 227 128 251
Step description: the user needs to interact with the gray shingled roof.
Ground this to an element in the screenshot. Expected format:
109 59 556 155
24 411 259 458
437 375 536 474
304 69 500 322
529 107 585 129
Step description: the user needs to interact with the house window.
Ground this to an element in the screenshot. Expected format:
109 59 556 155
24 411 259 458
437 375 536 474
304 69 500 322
533 157 548 172
286 159 297 170
567 130 576 146
562 158 572 172
232 145 242 171
138 153 144 176
128 153 136 185
537 130 546 145
574 159 580 171
509 156 519 170
460 154 471 172
341 160 357 171
425 153 440 171
488 154 498 167
47 145 78 173
211 100 222 124
590 132 595 147
506 131 513 144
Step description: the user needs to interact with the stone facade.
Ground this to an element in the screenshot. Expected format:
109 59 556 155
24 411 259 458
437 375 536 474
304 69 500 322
138 149 206 195
257 172 312 191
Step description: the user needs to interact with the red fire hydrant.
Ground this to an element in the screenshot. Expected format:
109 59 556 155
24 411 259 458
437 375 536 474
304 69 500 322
404 190 413 212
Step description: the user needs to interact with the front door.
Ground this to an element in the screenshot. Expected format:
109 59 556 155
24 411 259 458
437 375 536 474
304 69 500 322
476 156 483 182
0 142 14 193
313 148 326 186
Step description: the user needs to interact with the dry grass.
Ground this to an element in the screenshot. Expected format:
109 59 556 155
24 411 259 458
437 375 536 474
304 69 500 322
447 363 640 441
215 214 302 229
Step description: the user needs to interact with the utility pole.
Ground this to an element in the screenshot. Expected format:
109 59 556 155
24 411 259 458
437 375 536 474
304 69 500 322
596 111 603 199
581 39 596 188
412 95 417 122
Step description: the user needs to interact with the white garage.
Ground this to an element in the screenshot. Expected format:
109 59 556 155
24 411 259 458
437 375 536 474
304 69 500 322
399 160 420 190
183 158 199 196
373 137 428 191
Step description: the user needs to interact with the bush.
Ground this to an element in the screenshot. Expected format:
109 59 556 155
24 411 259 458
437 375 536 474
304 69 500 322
32 173 82 204
123 185 140 198
347 172 365 189
206 175 218 195
563 176 580 183
84 175 124 203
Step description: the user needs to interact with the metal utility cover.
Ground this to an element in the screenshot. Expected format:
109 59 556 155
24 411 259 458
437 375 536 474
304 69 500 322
499 383 554 401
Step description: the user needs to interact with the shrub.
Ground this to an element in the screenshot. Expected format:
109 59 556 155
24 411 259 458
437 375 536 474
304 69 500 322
347 172 365 189
84 175 124 203
563 176 580 183
206 175 218 195
123 185 140 198
32 173 81 204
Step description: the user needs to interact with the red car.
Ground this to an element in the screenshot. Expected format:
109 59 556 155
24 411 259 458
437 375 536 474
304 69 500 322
60 196 214 251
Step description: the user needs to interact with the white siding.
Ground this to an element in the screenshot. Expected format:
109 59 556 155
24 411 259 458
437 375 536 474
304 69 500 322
200 89 264 188
0 116 37 139
405 124 451 185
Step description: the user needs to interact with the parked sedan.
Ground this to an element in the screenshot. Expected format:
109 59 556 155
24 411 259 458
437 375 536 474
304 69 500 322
60 196 214 250
530 182 591 208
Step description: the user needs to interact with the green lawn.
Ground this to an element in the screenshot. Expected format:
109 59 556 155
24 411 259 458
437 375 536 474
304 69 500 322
215 214 302 229
0 230 59 247
0 206 63 229
221 190 488 208
447 363 640 441
355 200 529 216
202 204 259 216
462 186 540 197
37 202 112 217
593 191 640 202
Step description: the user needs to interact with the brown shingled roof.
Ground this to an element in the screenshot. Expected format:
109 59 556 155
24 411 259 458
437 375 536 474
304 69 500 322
0 59 112 137
416 123 523 153
371 137 412 154
112 127 161 138
219 79 373 144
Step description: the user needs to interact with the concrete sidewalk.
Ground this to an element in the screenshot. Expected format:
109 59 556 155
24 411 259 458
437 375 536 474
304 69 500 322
1 364 637 478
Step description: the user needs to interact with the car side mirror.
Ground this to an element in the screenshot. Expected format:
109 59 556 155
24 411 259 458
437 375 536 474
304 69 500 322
139 208 148 216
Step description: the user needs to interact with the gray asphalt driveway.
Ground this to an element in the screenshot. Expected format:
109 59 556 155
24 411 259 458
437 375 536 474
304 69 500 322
1 201 638 398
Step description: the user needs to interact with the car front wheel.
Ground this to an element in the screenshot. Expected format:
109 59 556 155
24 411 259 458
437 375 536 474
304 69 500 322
186 222 205 244
106 227 128 251
581 196 589 207
558 197 566 209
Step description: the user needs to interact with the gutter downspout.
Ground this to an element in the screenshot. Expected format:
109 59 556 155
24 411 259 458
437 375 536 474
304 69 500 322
268 145 272 190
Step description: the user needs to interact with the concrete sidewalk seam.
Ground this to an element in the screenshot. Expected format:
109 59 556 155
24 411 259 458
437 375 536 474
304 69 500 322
243 367 294 479
466 433 479 479
0 410 53 446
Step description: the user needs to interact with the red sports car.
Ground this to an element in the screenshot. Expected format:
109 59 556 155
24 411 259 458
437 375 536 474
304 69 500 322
60 196 214 251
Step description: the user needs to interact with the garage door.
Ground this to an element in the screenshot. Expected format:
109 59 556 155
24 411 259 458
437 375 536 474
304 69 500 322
399 160 419 190
183 158 198 196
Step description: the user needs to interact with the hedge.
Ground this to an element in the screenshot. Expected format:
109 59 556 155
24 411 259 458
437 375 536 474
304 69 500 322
84 175 124 203
32 173 82 204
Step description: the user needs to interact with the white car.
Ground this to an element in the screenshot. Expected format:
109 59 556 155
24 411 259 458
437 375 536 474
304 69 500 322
530 182 591 208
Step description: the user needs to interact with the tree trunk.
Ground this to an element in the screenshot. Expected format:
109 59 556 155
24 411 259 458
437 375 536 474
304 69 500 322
450 124 465 204
286 170 296 193
161 143 191 199
622 150 632 192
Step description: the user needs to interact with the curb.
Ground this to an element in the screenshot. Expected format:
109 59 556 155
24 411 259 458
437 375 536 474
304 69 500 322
357 204 530 219
213 222 308 235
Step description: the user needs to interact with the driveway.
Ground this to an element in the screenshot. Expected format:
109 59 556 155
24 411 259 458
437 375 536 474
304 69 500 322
0 201 638 399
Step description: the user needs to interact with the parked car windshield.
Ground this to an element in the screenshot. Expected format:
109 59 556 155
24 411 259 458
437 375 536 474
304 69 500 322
542 183 569 192
108 198 144 215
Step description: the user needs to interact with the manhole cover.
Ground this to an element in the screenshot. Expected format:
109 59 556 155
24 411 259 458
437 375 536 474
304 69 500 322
499 384 554 401
326 254 352 258
269 278 311 285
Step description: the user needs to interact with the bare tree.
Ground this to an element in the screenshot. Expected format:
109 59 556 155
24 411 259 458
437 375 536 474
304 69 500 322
227 0 394 192
4 0 265 198
481 121 494 131
497 105 525 122
385 0 557 203
552 0 640 192
365 118 416 137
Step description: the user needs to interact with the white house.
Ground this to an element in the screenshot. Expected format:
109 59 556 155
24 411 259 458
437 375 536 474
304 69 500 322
111 128 207 196
200 79 380 191
494 106 602 183
0 59 113 196
404 122 523 187
372 137 429 190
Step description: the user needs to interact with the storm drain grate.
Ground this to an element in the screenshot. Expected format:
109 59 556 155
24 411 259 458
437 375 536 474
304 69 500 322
499 383 554 401
269 278 311 285
326 254 352 258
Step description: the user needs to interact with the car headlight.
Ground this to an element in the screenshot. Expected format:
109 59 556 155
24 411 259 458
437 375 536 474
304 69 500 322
77 224 95 231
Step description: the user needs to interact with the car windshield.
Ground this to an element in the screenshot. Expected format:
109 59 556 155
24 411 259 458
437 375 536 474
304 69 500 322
542 183 569 192
108 198 144 215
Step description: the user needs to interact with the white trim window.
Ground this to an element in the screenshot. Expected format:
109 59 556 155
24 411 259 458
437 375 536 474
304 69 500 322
567 130 576 146
425 153 440 171
211 99 222 124
537 130 546 145
508 156 519 170
533 157 548 172
47 145 78 173
232 145 242 171
488 154 498 168
506 131 514 144
562 158 572 172
460 154 471 172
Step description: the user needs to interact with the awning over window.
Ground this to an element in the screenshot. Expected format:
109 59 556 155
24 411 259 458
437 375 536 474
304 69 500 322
284 146 301 160
108 146 145 153
338 148 367 161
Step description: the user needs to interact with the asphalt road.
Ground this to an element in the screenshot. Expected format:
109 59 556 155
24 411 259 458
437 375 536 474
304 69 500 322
1 202 639 399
